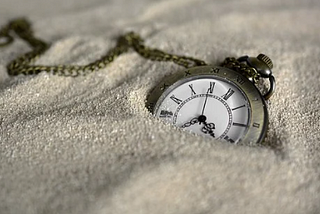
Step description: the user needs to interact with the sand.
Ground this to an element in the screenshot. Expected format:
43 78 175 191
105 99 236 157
0 0 320 213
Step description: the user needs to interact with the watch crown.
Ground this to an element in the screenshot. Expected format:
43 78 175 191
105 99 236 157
257 54 273 69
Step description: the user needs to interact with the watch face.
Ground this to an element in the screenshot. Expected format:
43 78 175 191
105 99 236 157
147 66 268 145
154 76 250 143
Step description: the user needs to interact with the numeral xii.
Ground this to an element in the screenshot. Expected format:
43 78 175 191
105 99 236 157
208 82 215 94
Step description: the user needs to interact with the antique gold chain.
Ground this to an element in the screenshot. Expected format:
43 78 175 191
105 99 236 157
0 18 274 98
0 18 208 76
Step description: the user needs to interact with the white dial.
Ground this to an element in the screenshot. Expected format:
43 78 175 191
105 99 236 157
154 76 251 143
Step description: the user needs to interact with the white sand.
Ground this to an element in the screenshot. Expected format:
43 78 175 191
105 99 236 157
0 0 320 213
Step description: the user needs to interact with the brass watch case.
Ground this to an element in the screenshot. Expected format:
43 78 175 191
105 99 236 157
146 66 268 145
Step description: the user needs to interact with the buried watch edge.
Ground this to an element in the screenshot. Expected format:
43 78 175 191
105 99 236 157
146 64 269 145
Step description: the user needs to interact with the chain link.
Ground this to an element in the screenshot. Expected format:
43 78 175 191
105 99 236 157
221 57 260 83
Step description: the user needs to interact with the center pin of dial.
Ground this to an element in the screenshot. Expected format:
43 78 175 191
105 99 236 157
198 115 207 123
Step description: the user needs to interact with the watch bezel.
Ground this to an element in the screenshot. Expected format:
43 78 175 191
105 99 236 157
146 65 268 145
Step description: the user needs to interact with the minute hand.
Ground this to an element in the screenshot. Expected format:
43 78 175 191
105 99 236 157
201 88 210 116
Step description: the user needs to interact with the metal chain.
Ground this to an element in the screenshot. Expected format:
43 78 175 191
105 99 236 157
0 18 260 83
0 18 207 76
221 57 260 83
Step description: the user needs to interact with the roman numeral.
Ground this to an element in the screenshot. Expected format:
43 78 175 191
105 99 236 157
232 105 246 111
232 122 248 127
236 75 245 85
188 84 196 96
160 83 169 91
170 95 182 104
208 82 215 94
253 122 260 128
224 135 235 143
221 88 235 100
210 68 220 73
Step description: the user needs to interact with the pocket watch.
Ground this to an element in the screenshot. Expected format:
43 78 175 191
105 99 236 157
1 19 275 144
146 54 275 144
